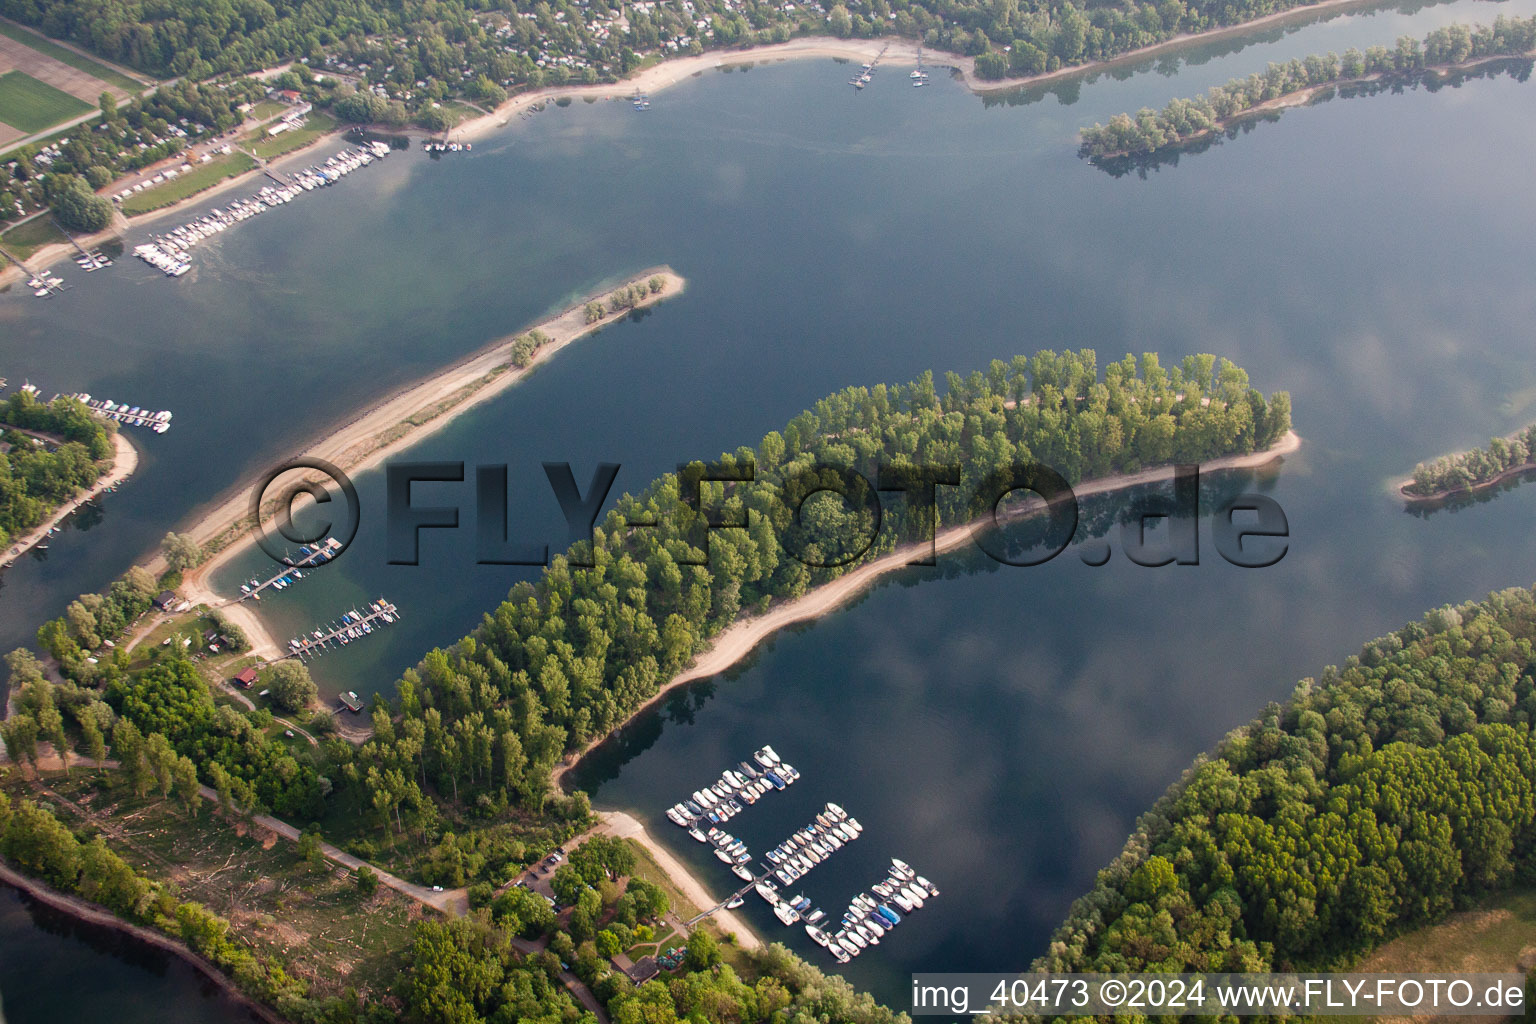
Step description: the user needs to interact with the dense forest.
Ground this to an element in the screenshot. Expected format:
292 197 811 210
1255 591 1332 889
1404 421 1536 499
6 352 1288 888
0 392 116 548
1079 15 1536 158
1040 586 1536 973
320 350 1288 885
1 0 1435 95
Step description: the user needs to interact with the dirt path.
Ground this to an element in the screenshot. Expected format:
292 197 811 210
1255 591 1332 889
2 427 137 564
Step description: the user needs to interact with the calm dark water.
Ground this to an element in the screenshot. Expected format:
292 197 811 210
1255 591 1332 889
0 884 262 1023
6 0 1536 1010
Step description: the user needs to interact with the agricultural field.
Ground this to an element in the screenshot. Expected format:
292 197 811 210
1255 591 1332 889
0 69 90 133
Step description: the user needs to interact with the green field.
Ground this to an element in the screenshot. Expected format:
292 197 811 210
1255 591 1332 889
248 110 338 159
120 152 257 215
0 70 92 133
0 213 66 259
0 20 144 91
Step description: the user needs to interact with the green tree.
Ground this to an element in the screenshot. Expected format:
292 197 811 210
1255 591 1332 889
263 660 318 713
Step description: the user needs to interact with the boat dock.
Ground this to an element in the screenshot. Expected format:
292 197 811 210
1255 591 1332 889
288 597 400 659
236 537 343 601
132 141 393 279
67 393 171 432
849 43 889 89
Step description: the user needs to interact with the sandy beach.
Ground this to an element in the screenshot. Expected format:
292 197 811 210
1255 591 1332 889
553 430 1302 789
2 426 138 564
175 268 686 657
601 810 762 948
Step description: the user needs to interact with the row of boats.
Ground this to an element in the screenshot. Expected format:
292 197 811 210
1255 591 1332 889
424 140 473 153
26 272 64 298
73 249 113 272
804 859 939 963
68 393 173 433
286 598 400 657
239 538 344 599
665 744 799 830
133 142 393 278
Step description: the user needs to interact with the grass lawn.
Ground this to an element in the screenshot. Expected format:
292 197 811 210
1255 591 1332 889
0 21 143 91
249 110 337 159
0 214 65 259
0 70 92 133
250 98 288 120
121 152 257 215
624 922 677 961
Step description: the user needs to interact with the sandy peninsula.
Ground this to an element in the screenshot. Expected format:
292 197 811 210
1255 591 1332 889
175 268 686 659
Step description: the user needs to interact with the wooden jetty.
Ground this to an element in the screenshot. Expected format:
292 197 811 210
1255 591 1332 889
237 537 343 601
288 597 400 660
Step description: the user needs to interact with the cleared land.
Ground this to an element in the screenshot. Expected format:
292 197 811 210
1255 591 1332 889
0 213 66 258
121 152 259 215
0 69 91 132
0 19 142 91
4 769 418 999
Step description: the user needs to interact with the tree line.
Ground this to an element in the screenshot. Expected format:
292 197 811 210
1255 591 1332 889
328 351 1287 882
1404 421 1536 498
1040 586 1536 974
0 392 115 548
1079 16 1536 159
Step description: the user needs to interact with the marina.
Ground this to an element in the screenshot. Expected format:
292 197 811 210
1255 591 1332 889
286 597 400 660
803 859 939 964
132 141 393 278
237 538 343 601
68 393 173 432
664 743 800 830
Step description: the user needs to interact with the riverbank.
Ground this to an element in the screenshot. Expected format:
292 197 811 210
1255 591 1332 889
448 0 1405 143
2 426 138 565
175 268 686 658
553 430 1302 790
0 861 285 1024
601 810 762 949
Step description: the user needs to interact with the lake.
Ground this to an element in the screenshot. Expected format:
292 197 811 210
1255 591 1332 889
5 0 1536 1010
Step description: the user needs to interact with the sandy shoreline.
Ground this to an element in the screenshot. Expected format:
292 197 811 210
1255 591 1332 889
176 268 686 659
601 810 762 948
554 430 1302 789
2 427 138 564
448 0 1397 143
0 861 286 1024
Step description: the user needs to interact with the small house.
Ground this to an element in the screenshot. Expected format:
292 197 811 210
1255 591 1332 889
234 667 259 688
153 590 177 610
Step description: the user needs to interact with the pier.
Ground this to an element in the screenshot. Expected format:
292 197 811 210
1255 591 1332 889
288 597 400 660
236 537 342 601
